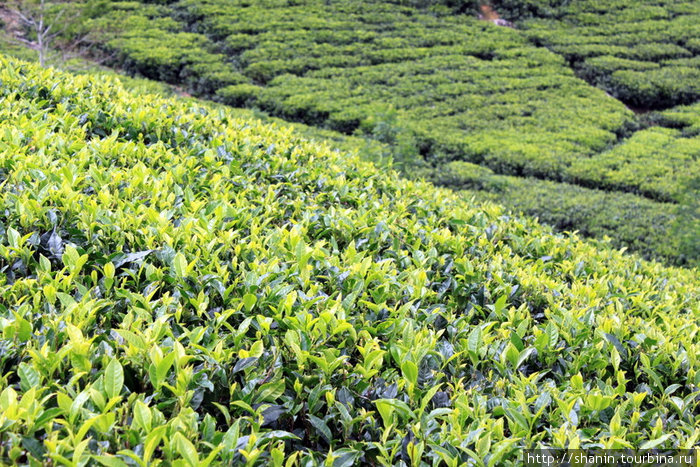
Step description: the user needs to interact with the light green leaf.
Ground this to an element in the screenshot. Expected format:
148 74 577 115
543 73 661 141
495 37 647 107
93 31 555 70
640 434 673 449
156 352 176 387
546 322 559 349
63 244 80 268
487 438 518 467
375 399 394 427
93 455 129 467
243 293 257 312
468 326 481 357
7 227 20 248
18 362 40 392
0 387 17 411
133 401 152 432
104 262 115 279
173 252 187 278
143 426 167 464
17 318 32 342
104 358 124 399
401 360 418 386
172 432 199 466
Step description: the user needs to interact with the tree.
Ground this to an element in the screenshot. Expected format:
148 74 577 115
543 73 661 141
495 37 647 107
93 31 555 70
2 0 84 67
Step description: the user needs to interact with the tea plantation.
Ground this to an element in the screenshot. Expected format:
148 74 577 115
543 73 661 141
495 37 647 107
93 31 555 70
0 54 699 465
76 0 700 266
491 0 700 110
95 0 637 182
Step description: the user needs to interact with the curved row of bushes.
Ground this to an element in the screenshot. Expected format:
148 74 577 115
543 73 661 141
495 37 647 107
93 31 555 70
433 162 699 266
94 0 687 198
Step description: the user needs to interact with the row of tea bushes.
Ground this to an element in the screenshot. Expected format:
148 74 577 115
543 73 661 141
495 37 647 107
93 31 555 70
87 2 247 96
1 54 698 466
655 101 700 137
96 0 697 201
494 0 700 109
564 126 699 203
93 0 642 186
176 1 636 173
433 162 699 266
204 102 698 266
167 99 698 267
0 31 176 98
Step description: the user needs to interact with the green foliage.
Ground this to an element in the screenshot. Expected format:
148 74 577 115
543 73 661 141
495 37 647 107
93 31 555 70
392 0 480 13
84 2 237 94
216 83 263 107
488 0 566 19
140 96 697 267
88 0 637 182
0 55 698 465
359 107 423 173
507 0 700 109
0 31 175 97
656 101 700 136
566 127 700 203
0 33 38 62
66 0 699 265
434 162 698 267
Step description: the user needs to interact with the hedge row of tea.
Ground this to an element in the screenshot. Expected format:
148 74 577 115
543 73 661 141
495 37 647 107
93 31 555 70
491 0 700 110
1 56 699 465
91 0 697 203
88 0 639 189
156 94 699 266
432 162 699 266
155 0 646 188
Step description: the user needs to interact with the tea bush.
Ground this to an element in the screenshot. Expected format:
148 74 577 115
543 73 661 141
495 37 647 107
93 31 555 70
0 55 699 466
86 2 244 95
656 101 700 137
566 127 700 203
88 0 645 187
170 99 698 267
0 31 175 97
211 101 698 266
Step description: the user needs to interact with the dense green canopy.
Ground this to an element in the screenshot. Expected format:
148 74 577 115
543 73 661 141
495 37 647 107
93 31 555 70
0 56 698 466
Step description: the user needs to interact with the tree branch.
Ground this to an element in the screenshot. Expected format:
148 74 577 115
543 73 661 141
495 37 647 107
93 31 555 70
2 0 87 68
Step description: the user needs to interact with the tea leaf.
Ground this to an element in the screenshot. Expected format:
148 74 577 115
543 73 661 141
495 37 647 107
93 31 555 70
172 432 199 466
173 252 188 278
18 363 40 392
104 359 124 399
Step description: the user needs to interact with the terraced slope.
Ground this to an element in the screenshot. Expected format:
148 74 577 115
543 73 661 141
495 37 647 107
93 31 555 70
98 0 637 182
492 0 700 110
0 55 699 465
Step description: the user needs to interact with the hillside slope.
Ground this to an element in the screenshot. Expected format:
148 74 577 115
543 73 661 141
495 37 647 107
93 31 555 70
75 0 699 266
0 56 698 465
4 23 691 268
